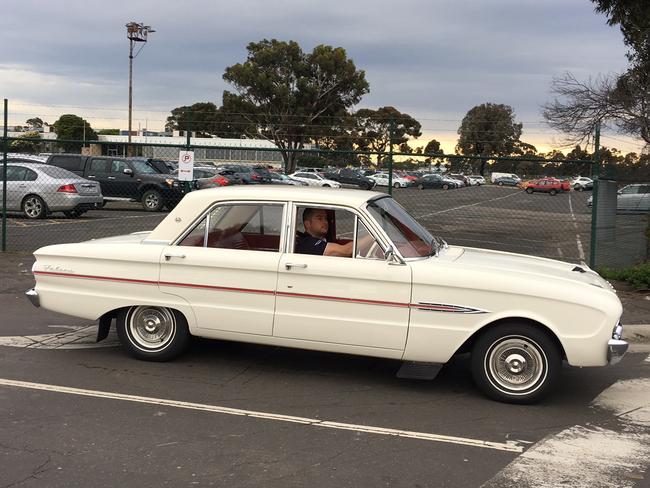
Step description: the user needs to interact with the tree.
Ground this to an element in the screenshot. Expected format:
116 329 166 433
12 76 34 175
165 102 230 137
10 131 42 153
52 114 97 152
543 0 650 146
25 117 44 129
352 106 421 166
456 103 524 175
222 39 369 173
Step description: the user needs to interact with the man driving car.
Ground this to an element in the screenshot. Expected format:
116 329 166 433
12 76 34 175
295 208 355 257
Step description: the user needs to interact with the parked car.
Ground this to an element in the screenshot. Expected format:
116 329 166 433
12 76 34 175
129 157 176 174
289 172 341 187
468 175 486 186
369 173 411 188
323 168 376 190
572 176 593 191
415 173 454 190
449 174 470 187
491 173 521 183
493 176 520 187
297 167 324 174
269 172 305 186
588 183 650 212
525 178 570 195
45 154 185 211
27 186 628 404
1 162 102 218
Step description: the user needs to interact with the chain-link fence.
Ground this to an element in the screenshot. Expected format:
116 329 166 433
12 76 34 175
2 113 648 270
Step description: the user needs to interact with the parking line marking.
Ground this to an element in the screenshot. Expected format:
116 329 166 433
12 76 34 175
417 190 522 218
0 378 523 453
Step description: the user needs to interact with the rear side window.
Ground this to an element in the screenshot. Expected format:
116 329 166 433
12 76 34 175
89 159 109 173
49 156 84 172
40 166 78 179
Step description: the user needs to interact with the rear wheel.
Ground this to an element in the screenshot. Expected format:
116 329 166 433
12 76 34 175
22 195 47 219
442 184 449 190
471 323 561 403
549 189 557 196
418 183 424 190
525 188 533 194
116 306 190 361
142 189 164 212
322 184 331 187
498 182 504 186
393 182 401 189
575 185 583 191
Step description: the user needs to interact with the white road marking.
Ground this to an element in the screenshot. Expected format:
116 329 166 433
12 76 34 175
646 354 650 363
481 425 650 488
416 190 522 219
591 378 650 426
0 325 119 349
568 193 586 260
0 378 523 453
484 378 650 487
557 247 564 258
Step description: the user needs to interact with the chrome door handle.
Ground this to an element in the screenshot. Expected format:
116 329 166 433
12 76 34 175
164 253 186 261
107 176 116 180
285 262 307 270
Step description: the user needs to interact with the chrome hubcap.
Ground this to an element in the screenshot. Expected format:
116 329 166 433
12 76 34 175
487 336 546 393
25 198 42 217
128 306 175 350
145 194 159 208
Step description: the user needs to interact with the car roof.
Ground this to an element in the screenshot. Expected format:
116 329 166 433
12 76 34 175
146 186 384 243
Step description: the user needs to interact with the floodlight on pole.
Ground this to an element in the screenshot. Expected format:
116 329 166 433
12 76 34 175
126 22 154 154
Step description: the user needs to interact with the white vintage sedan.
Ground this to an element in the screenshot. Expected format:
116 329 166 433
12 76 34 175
26 186 627 403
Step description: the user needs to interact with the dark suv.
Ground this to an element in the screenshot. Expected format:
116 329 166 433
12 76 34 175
45 154 185 211
323 168 376 190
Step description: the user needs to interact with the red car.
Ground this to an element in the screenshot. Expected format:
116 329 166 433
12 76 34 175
525 177 570 195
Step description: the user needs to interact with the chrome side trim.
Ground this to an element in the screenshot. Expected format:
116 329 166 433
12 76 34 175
415 302 489 314
25 288 40 308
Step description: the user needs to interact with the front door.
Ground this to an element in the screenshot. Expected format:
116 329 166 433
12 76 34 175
273 205 411 352
159 202 285 336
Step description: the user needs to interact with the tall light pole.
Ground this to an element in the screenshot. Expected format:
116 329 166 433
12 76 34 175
126 22 154 155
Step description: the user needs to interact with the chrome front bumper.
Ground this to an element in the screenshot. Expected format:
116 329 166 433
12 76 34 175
25 288 40 307
608 339 628 365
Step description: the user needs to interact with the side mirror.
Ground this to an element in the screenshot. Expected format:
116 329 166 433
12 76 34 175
385 245 406 265
124 168 133 176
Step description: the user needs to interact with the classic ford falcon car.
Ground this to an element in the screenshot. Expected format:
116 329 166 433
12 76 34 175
26 186 628 403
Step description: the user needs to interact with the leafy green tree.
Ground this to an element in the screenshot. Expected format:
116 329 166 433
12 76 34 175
25 117 44 129
456 103 524 175
10 131 42 153
352 106 421 166
97 129 120 135
165 102 232 137
52 114 97 152
222 39 369 173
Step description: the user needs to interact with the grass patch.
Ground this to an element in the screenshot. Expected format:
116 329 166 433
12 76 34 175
599 262 650 290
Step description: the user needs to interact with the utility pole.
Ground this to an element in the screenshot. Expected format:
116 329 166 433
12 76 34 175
589 122 601 269
126 22 155 156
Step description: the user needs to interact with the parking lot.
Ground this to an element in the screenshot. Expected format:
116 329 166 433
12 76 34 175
1 184 650 487
2 185 596 262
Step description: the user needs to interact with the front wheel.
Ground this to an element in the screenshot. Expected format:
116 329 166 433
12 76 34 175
525 188 533 194
442 184 449 190
322 184 331 187
549 189 558 196
418 184 424 190
497 182 504 186
116 306 190 361
142 189 164 212
393 182 401 189
471 323 561 403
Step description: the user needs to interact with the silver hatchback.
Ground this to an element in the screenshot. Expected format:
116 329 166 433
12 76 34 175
1 162 103 218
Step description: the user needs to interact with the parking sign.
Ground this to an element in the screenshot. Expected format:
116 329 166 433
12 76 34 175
177 151 195 181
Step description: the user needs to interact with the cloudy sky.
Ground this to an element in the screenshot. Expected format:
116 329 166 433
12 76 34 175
1 0 641 153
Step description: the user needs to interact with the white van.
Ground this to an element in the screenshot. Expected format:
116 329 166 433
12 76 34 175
490 172 521 183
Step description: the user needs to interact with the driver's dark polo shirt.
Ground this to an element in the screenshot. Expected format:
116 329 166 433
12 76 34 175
295 233 327 255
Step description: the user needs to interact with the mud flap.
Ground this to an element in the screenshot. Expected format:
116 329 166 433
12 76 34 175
396 362 442 380
96 314 113 342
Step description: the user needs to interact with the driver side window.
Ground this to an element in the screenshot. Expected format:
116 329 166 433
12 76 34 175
355 218 382 260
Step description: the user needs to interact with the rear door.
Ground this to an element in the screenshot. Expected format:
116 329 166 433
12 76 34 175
159 201 286 336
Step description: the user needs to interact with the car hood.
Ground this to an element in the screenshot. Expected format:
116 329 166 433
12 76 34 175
425 245 613 292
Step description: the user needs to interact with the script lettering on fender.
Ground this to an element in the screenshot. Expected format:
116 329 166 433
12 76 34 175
43 264 75 274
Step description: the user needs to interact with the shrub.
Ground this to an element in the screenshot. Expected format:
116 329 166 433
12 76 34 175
599 262 650 290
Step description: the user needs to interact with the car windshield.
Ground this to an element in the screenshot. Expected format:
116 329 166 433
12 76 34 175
366 197 440 258
129 160 158 174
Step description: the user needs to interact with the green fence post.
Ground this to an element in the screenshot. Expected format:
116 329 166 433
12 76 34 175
589 122 601 268
388 117 394 196
2 99 8 252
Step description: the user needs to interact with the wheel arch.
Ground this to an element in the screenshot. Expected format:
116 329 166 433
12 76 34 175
455 316 566 360
97 303 196 342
